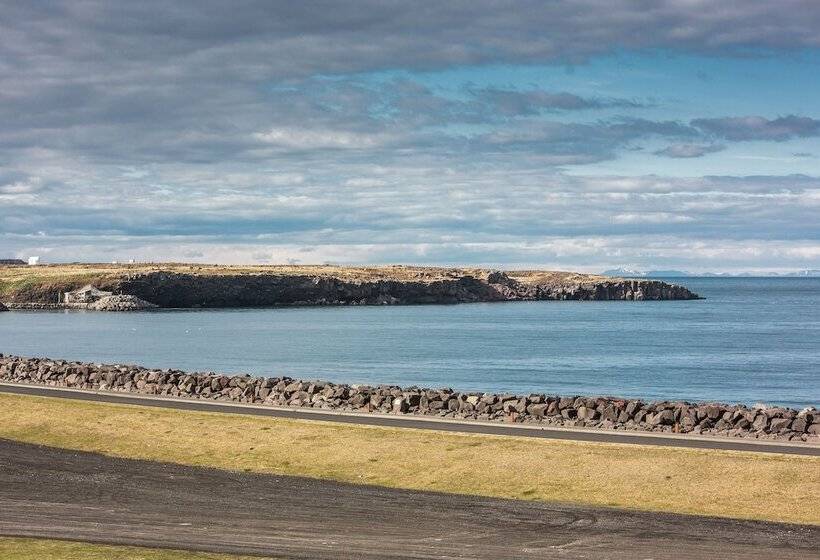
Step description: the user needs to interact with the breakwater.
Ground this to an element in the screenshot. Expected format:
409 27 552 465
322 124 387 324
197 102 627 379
1 354 816 442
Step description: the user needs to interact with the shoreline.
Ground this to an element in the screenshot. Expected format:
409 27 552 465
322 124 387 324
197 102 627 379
2 353 816 443
0 264 700 309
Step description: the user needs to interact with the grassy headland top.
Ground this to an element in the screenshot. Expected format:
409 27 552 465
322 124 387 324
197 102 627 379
0 263 698 307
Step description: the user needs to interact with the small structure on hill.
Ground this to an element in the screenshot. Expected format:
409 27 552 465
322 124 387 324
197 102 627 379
27 256 40 266
63 285 113 304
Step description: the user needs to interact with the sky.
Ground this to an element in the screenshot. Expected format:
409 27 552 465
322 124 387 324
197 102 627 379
2 1 820 273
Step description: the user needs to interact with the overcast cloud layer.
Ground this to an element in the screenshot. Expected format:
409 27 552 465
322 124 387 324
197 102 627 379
2 1 820 272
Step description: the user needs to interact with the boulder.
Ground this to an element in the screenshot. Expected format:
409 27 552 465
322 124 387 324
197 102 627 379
89 295 158 311
392 397 408 414
769 418 792 432
791 417 808 433
576 406 598 421
752 414 769 431
704 405 723 420
526 403 549 417
0 354 813 440
650 409 675 426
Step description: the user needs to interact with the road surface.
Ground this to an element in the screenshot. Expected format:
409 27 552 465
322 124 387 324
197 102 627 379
2 383 818 456
0 439 817 559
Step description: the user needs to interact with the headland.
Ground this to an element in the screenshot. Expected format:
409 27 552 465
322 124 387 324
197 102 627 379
0 263 699 309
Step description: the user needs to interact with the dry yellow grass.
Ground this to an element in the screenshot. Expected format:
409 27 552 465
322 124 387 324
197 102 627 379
0 537 262 560
0 262 614 301
1 393 816 525
0 262 604 280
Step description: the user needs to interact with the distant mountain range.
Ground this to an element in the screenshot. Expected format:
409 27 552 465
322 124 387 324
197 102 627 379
601 268 820 278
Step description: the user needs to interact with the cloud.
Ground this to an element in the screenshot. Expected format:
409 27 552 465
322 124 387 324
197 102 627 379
253 127 391 150
3 2 819 86
692 115 820 141
654 143 726 158
469 88 645 116
7 236 820 273
2 2 820 271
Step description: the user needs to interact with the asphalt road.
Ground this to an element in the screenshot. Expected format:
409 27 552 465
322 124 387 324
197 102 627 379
0 439 817 559
2 382 818 456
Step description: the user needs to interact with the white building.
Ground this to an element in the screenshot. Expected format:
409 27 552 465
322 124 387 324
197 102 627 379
27 256 40 266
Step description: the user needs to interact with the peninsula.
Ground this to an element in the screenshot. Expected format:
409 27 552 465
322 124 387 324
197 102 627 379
0 263 698 309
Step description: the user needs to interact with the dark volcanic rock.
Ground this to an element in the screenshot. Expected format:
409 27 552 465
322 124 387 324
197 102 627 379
1 354 814 443
105 270 699 308
3 266 700 308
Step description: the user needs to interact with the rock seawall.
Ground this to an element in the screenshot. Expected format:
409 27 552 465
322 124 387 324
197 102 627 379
2 354 815 442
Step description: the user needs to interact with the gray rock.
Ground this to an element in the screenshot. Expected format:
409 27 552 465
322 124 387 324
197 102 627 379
769 418 792 432
601 405 619 422
89 295 158 311
392 397 408 414
0 353 813 440
576 406 598 421
704 405 723 420
650 409 676 426
526 403 549 417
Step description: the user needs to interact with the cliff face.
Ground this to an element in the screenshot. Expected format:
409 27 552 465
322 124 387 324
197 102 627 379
110 270 698 308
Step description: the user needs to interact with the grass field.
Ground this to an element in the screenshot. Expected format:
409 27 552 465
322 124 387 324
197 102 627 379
0 537 261 560
0 262 611 302
0 393 817 525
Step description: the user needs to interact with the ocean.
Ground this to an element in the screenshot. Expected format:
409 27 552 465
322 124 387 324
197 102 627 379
1 278 818 408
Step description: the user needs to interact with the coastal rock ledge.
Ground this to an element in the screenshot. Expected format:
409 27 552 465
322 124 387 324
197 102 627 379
0 265 699 308
2 355 816 442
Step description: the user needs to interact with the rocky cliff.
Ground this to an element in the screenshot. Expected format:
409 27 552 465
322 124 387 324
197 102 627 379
0 264 699 308
110 270 698 308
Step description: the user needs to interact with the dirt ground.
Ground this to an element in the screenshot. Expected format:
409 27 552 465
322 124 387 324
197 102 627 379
0 438 816 559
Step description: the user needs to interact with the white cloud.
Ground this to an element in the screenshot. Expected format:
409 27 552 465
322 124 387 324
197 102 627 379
253 127 390 150
343 178 389 188
611 212 695 224
2 2 820 271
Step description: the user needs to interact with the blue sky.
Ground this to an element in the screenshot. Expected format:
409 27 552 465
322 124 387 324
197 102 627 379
1 1 820 272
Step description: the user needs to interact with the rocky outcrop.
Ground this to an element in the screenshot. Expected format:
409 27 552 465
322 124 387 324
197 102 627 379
0 302 7 312
102 270 698 308
89 295 158 311
0 265 699 308
1 354 814 442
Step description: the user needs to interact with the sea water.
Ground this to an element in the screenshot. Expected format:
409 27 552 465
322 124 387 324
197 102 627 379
1 278 818 408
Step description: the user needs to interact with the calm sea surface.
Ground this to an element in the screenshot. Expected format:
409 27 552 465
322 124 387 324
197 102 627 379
1 278 818 408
